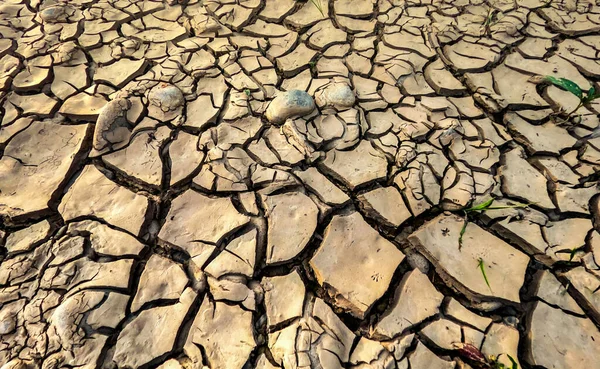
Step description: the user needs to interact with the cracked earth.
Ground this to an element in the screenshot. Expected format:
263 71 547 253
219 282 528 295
1 0 600 368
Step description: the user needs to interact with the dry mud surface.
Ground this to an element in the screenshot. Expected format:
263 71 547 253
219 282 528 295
1 0 600 368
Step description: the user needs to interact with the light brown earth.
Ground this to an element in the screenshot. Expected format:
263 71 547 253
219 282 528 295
0 0 600 369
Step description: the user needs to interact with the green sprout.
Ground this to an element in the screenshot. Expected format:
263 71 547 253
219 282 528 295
543 76 600 119
458 199 531 248
244 88 251 97
477 257 492 293
568 246 584 262
309 0 325 16
482 7 500 36
492 354 519 369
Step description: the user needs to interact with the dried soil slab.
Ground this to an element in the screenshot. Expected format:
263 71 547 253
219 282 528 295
358 186 412 228
530 270 584 315
506 113 576 155
168 131 205 186
268 298 355 368
186 299 255 369
5 219 52 254
443 40 500 72
114 288 196 368
159 190 250 255
421 319 462 350
47 290 127 368
204 230 257 278
409 341 456 369
561 267 600 322
42 257 133 297
260 191 318 265
261 270 305 328
66 219 145 257
0 121 89 221
59 165 150 236
103 126 171 188
276 43 317 77
12 66 51 92
293 167 350 206
498 147 555 210
310 212 405 319
409 214 529 303
131 254 189 312
59 92 108 121
94 58 147 88
373 269 443 339
525 301 600 369
482 323 521 369
320 140 388 190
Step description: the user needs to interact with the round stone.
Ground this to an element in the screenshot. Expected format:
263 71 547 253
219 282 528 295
93 97 131 151
265 89 315 124
149 84 185 112
39 6 67 23
316 82 356 108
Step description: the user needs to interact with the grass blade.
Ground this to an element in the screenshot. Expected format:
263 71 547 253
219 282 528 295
465 198 495 212
458 214 468 250
485 202 532 210
544 76 583 100
477 257 492 293
308 0 325 16
569 247 581 262
507 354 519 369
584 86 600 103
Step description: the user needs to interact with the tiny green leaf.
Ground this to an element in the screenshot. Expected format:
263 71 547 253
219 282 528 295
584 85 600 103
507 354 519 369
308 0 325 16
465 198 495 212
477 257 492 293
458 215 468 249
544 76 583 100
569 247 581 262
486 202 532 210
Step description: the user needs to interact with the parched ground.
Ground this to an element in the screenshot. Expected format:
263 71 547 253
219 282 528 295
1 0 600 368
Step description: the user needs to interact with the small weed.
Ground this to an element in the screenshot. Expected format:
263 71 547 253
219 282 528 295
482 6 501 36
308 54 321 73
496 354 519 369
455 343 519 369
244 88 251 97
543 76 600 119
477 257 492 293
568 246 584 262
302 0 325 16
457 199 531 248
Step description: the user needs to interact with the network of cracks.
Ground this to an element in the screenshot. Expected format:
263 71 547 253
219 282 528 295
0 0 600 368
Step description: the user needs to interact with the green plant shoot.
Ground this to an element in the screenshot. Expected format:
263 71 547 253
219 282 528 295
544 76 600 117
507 354 519 369
458 199 531 248
568 246 584 262
477 257 492 293
482 7 499 36
307 0 325 16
